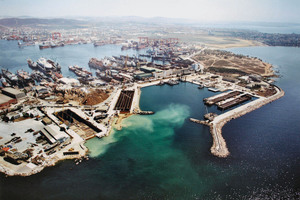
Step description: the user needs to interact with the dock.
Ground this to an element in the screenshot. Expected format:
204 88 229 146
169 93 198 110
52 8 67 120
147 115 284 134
189 118 210 126
208 88 219 92
137 111 155 115
217 94 252 110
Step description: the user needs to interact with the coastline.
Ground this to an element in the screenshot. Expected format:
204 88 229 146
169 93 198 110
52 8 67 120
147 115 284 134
0 41 282 176
0 141 88 177
208 86 284 157
119 78 285 158
112 80 160 130
0 78 284 176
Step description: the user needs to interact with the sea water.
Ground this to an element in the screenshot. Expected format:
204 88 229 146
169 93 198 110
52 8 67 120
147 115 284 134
0 41 299 199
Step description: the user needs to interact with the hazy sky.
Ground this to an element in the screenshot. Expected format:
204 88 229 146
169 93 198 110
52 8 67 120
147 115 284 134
0 0 299 22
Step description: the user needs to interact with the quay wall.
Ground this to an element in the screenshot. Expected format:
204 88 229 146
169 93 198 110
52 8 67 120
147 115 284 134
210 86 285 157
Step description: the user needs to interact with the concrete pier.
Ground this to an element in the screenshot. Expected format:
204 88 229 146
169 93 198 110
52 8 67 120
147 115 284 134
191 86 284 158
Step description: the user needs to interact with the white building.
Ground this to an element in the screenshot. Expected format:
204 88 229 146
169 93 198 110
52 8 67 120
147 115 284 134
59 78 80 86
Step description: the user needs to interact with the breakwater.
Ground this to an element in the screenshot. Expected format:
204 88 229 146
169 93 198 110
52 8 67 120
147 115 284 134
191 86 285 158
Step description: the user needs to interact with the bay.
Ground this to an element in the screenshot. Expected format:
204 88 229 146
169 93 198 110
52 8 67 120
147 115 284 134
0 41 299 199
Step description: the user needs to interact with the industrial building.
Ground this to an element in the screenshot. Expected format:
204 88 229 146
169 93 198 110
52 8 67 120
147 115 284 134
0 93 17 109
34 86 49 95
59 77 80 86
134 73 153 80
1 87 25 99
140 66 161 73
40 126 69 144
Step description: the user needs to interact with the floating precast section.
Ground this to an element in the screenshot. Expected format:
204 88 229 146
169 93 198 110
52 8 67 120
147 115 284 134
218 94 252 110
204 91 241 105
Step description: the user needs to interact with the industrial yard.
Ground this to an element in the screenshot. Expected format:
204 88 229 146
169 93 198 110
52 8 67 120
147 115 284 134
0 33 284 176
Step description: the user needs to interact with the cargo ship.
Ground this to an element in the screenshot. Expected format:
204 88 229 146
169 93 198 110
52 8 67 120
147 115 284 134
88 58 105 70
96 70 112 82
39 42 51 50
35 58 61 76
51 42 64 48
69 65 92 78
1 69 19 85
17 70 33 85
54 72 63 79
0 77 10 87
94 41 106 47
27 59 38 69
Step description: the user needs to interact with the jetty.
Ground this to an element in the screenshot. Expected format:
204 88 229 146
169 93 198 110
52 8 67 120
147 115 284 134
191 86 284 158
208 87 219 92
137 111 155 115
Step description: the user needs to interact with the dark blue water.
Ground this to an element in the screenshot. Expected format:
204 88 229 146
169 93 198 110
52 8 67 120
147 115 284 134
0 41 299 199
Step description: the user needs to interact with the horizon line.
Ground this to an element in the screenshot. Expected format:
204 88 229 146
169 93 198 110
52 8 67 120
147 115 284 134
0 15 299 25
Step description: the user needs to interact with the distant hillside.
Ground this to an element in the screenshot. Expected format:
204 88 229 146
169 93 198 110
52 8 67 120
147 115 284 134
0 16 197 28
0 18 86 27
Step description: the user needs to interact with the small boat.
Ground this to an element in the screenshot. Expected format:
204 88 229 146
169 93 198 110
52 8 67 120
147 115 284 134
198 85 204 89
208 88 219 92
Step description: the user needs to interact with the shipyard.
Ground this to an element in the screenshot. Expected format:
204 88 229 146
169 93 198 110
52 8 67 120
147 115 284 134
0 23 285 176
1 0 300 199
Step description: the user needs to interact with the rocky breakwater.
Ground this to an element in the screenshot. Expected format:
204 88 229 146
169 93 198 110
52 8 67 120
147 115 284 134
210 86 285 158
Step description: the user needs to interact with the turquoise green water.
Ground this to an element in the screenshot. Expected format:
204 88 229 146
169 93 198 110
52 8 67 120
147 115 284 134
85 103 223 199
87 104 189 158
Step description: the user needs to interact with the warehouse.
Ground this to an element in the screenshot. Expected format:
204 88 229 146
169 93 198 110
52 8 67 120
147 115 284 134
40 126 69 144
1 87 25 99
0 94 17 109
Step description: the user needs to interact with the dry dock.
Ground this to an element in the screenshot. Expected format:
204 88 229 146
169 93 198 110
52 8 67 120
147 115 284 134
114 90 134 112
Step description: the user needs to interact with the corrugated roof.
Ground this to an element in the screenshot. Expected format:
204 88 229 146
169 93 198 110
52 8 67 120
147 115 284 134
0 94 13 104
41 128 56 144
2 87 23 95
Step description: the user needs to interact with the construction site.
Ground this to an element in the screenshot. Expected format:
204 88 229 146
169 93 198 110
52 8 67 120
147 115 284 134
55 109 102 140
53 87 110 106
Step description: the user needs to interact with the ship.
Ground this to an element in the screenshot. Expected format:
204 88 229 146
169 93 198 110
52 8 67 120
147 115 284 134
46 59 61 71
54 72 63 79
17 70 33 85
39 42 51 50
1 77 10 87
88 58 105 70
34 58 61 76
69 65 82 72
166 79 179 86
198 85 204 89
82 68 92 75
96 70 112 82
1 69 19 85
30 70 48 82
69 65 92 78
51 42 64 48
94 41 106 47
27 59 38 69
